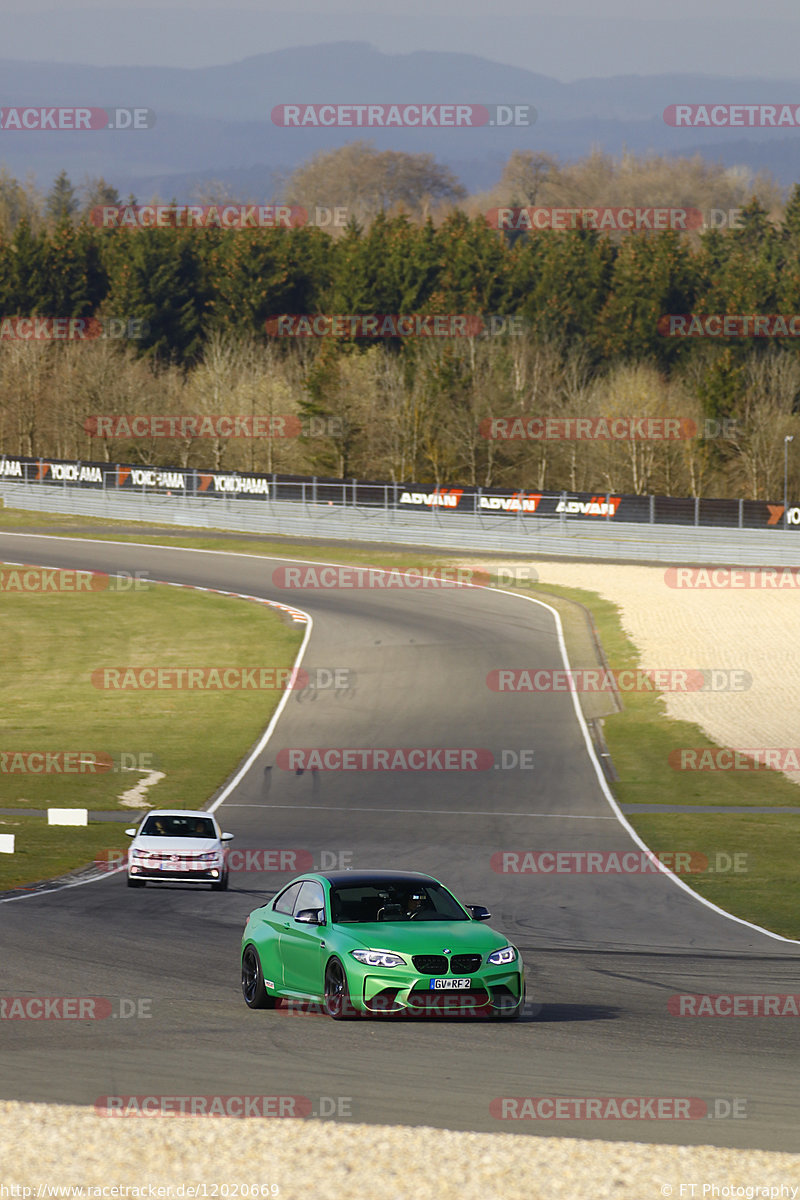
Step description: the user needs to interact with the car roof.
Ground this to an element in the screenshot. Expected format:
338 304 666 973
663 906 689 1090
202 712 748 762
141 810 216 818
318 870 439 887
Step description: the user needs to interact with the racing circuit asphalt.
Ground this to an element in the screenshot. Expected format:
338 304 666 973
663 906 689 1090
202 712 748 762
1 532 799 1151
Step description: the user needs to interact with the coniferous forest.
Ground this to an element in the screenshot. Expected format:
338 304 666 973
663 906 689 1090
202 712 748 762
2 149 800 501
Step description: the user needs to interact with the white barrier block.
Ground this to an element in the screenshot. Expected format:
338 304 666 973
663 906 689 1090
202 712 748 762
0 834 15 853
47 809 88 826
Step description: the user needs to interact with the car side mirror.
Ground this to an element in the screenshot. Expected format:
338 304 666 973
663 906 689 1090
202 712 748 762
125 828 137 837
221 832 234 841
295 908 323 925
468 905 491 921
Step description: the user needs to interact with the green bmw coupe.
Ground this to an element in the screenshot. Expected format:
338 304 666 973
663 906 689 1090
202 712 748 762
240 870 524 1020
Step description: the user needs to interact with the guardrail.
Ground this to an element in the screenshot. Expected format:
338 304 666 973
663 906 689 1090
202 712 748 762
3 480 800 567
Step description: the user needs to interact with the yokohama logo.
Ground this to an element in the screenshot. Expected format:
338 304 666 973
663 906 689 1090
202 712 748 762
116 466 186 489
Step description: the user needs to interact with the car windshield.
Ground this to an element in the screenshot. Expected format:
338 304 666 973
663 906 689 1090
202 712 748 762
330 880 468 923
140 815 216 839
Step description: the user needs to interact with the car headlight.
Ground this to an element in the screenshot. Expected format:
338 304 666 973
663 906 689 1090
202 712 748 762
197 852 219 862
350 950 405 968
487 946 517 966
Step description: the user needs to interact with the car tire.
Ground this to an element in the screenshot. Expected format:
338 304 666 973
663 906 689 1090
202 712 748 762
323 958 358 1020
211 872 228 891
127 877 145 888
241 945 275 1009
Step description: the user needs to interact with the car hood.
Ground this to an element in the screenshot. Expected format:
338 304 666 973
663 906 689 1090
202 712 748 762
133 837 219 853
339 920 509 955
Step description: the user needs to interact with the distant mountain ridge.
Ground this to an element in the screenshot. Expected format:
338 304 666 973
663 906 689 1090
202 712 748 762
2 43 799 200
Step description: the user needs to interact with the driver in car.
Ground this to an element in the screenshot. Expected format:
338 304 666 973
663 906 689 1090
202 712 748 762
405 890 431 918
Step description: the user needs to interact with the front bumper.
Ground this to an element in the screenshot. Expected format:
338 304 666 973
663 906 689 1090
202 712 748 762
128 860 224 882
353 964 524 1016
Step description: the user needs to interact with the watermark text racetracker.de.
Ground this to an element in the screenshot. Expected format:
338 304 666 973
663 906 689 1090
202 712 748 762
276 748 535 771
95 848 354 874
265 313 525 338
480 416 736 441
665 102 800 127
0 996 152 1019
91 204 350 229
273 995 543 1020
669 993 800 1016
271 102 535 127
0 566 149 593
90 667 353 691
2 751 160 776
271 564 538 589
94 1094 352 1118
0 107 155 130
487 668 752 693
83 415 343 439
489 205 745 232
659 314 800 338
665 567 800 589
0 317 148 341
492 850 749 875
490 1096 748 1120
669 748 800 773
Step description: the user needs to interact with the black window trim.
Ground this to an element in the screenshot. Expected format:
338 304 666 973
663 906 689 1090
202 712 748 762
291 878 327 922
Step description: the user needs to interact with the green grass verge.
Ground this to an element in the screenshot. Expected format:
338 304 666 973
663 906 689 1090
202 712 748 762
631 813 798 940
0 814 132 892
0 578 303 890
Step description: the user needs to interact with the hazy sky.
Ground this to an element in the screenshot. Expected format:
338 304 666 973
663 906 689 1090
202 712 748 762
1 1 799 78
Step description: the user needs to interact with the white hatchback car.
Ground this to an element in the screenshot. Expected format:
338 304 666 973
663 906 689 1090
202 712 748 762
125 809 234 889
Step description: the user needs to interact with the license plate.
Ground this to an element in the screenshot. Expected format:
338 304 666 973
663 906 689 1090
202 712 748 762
430 977 470 990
